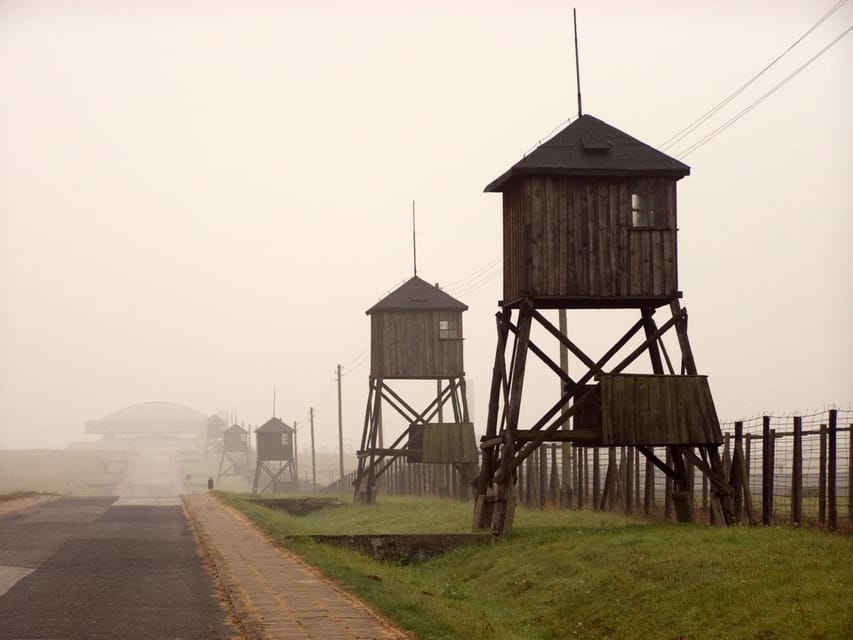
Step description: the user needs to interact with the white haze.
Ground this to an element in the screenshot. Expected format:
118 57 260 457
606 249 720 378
0 0 851 452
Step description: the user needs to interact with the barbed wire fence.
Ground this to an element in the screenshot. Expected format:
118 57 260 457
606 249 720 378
320 408 852 531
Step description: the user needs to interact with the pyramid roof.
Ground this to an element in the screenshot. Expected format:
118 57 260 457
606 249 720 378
256 417 294 433
366 275 467 315
485 114 690 192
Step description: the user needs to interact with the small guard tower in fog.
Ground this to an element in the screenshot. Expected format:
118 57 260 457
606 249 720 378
353 275 477 503
252 417 296 493
217 423 250 484
205 414 227 458
474 114 735 537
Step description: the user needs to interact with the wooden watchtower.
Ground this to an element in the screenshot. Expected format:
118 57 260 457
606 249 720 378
252 417 296 494
205 414 227 459
217 423 250 484
353 275 477 503
474 114 735 537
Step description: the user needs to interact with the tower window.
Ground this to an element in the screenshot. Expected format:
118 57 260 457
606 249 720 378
281 433 291 446
631 180 667 228
439 314 459 339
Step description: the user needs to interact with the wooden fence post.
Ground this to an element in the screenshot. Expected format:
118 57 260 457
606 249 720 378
732 422 744 521
635 448 641 509
644 455 655 516
762 416 773 525
827 410 837 531
550 445 560 506
624 446 633 515
819 424 827 524
792 416 803 527
592 448 601 511
745 432 752 505
577 447 585 510
847 423 852 526
539 445 547 510
664 447 674 520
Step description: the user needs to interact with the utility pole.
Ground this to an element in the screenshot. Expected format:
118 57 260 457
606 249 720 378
293 421 298 485
310 407 317 492
337 364 344 480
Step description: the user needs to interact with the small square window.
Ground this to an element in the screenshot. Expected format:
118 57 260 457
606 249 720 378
439 314 459 339
281 434 291 447
631 181 667 228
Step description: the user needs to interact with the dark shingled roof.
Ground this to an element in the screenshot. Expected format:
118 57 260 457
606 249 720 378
485 114 690 192
256 417 294 433
225 423 248 434
366 275 468 315
207 414 226 427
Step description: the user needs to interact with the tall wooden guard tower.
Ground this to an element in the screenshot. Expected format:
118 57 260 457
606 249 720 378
252 417 296 494
474 114 735 537
205 414 226 459
353 275 478 503
217 423 251 484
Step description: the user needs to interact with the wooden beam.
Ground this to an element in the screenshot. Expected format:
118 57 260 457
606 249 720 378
637 445 677 481
641 307 664 375
492 313 656 485
531 308 602 376
670 299 697 374
508 321 574 385
682 448 732 495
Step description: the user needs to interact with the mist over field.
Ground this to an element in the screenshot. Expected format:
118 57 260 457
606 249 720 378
0 1 850 464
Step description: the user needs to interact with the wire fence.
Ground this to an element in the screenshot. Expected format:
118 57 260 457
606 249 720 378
321 408 852 531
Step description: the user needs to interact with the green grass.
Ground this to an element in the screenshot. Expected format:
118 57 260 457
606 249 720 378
219 493 853 639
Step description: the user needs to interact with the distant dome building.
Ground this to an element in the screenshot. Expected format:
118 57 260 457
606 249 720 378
85 401 208 437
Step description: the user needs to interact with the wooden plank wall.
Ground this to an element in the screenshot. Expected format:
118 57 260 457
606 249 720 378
370 311 464 378
502 176 678 302
422 423 478 463
600 375 722 445
256 433 292 462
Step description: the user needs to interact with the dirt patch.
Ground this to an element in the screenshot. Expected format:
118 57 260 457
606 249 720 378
0 493 59 519
307 533 490 562
248 496 343 516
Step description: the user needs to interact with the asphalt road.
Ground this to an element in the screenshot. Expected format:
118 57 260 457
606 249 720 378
0 447 238 639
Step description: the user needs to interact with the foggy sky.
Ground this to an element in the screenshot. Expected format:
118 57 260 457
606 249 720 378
1 0 851 451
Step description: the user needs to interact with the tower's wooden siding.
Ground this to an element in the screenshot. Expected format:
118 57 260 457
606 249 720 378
223 428 248 452
596 374 722 445
256 431 292 462
370 310 464 378
502 176 678 304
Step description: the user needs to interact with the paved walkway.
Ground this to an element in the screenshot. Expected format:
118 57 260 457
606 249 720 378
183 493 411 640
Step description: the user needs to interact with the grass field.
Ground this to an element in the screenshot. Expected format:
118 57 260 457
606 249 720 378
221 493 852 640
0 450 129 496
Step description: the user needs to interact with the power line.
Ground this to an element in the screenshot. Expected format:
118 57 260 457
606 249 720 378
660 0 848 152
676 23 852 159
443 255 502 289
451 263 502 298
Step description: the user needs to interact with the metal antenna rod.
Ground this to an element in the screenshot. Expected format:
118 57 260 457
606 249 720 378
574 8 583 117
412 200 417 276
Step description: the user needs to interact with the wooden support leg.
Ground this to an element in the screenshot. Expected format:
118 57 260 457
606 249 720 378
491 303 533 539
705 445 736 525
474 312 510 530
669 445 695 523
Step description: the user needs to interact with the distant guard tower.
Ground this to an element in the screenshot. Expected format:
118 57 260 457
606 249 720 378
205 414 227 458
474 114 735 537
252 417 296 494
217 423 250 484
353 275 477 503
